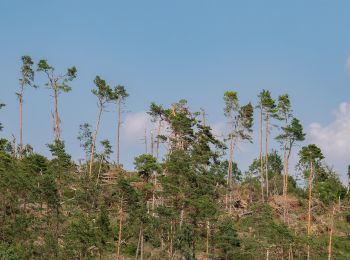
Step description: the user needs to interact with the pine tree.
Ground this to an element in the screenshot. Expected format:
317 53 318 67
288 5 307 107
257 90 277 200
89 76 114 176
298 144 324 260
113 85 128 166
37 60 77 141
276 94 305 222
17 56 36 156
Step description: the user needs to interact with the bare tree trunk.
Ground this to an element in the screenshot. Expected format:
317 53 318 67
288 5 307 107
156 120 161 160
266 248 269 260
151 130 154 157
89 105 103 176
140 223 144 260
328 206 336 260
169 221 173 259
144 128 148 154
135 225 142 260
96 156 104 186
307 160 314 260
152 171 156 216
19 94 23 156
260 105 265 202
227 111 234 211
180 205 184 229
116 98 121 165
227 111 234 186
265 113 269 199
206 220 210 259
117 196 123 259
53 88 61 140
283 137 288 223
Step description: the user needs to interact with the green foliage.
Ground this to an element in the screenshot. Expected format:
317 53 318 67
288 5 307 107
77 123 93 158
298 144 324 166
313 165 346 204
214 217 240 259
37 59 77 92
2 80 350 259
223 91 239 117
134 154 160 181
113 85 129 100
18 55 36 92
92 75 114 104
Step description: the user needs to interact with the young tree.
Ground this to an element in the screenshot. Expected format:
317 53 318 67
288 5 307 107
298 144 324 260
89 76 113 176
37 60 77 140
276 94 305 222
257 90 277 199
113 85 128 166
17 56 36 155
77 123 93 161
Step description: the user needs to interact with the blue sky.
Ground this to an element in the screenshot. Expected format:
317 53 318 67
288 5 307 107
1 1 350 180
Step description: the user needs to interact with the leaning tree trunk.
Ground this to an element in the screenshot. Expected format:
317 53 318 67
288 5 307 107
89 105 103 176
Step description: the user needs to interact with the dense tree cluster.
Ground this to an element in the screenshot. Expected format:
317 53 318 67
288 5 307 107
0 56 350 259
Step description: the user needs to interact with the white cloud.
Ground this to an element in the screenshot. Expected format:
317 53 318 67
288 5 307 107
308 102 350 180
122 111 152 142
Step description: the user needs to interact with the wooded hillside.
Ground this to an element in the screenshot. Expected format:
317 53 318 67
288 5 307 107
0 56 349 259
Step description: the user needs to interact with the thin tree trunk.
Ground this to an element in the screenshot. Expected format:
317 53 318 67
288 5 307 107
152 171 156 216
169 221 173 259
180 205 184 228
265 113 269 198
89 105 103 176
19 94 23 156
117 98 121 165
328 206 336 260
96 156 104 186
53 88 61 140
260 105 265 202
206 220 210 259
117 196 123 259
307 160 314 260
266 248 269 260
156 120 161 160
135 225 142 260
140 223 144 260
227 111 234 186
227 111 234 211
283 134 288 222
144 128 148 154
151 130 154 156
